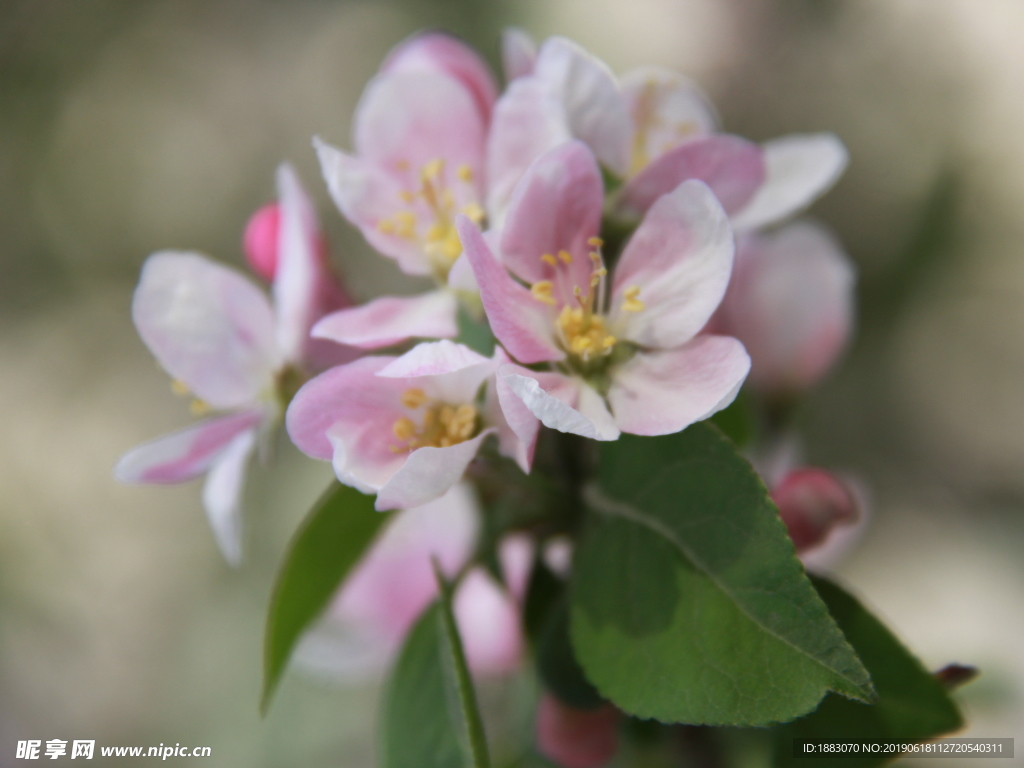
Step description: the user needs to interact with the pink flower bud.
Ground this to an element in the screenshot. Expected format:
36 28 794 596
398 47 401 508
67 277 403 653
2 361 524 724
771 467 858 553
536 695 619 768
243 203 281 281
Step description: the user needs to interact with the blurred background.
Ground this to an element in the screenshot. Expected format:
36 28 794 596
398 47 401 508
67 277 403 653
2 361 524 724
1 0 1023 765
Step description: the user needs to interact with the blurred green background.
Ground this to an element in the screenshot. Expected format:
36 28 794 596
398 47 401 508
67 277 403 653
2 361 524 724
2 0 1023 765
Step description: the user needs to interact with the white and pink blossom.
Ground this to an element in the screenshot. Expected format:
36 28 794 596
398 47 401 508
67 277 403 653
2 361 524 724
115 165 352 564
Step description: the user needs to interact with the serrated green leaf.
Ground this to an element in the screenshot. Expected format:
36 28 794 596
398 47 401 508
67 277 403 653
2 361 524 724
380 566 491 768
769 576 964 767
261 482 386 713
570 423 874 726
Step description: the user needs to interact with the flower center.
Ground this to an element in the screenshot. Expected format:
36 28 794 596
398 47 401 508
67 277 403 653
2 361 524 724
528 238 644 368
376 159 485 280
390 387 480 452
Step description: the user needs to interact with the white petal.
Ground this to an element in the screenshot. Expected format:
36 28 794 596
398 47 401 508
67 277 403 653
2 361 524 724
501 371 619 441
730 133 848 232
502 28 537 81
375 430 494 511
201 427 257 566
376 339 491 378
312 291 459 349
132 252 279 409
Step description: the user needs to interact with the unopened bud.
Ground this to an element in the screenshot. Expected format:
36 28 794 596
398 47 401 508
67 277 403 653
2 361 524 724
771 468 858 553
243 203 281 281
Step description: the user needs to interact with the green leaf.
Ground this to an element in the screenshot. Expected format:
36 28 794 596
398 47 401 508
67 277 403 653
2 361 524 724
768 576 964 767
456 303 496 356
536 598 604 711
707 390 754 448
570 423 874 726
261 482 386 713
380 565 491 768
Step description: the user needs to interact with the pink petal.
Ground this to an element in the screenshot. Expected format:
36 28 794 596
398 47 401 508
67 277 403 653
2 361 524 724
498 141 602 301
772 467 859 554
456 216 563 364
132 252 279 409
620 66 718 173
353 71 486 190
315 139 432 276
534 37 632 176
491 359 560 472
716 221 855 394
730 133 848 232
201 427 257 566
286 356 404 461
454 568 524 675
606 337 750 436
114 409 265 485
611 180 734 349
486 76 571 227
375 430 494 511
242 203 280 282
500 370 620 441
502 28 537 81
616 135 765 219
376 339 491 378
382 32 498 125
312 291 459 349
536 695 620 768
499 534 535 601
273 163 351 366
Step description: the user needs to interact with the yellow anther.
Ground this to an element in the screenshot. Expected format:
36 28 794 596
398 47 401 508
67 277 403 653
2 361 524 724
531 281 556 305
393 417 417 441
190 399 210 416
401 388 428 409
376 219 396 235
541 253 558 267
587 237 604 248
622 285 645 312
398 190 416 204
571 336 593 355
595 267 608 277
457 164 473 182
589 251 602 265
590 275 601 288
170 379 189 396
602 335 616 349
461 202 485 224
394 211 417 238
558 250 573 264
422 158 445 180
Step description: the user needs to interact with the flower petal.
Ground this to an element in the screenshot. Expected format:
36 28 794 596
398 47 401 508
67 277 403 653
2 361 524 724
375 430 494 511
312 291 459 349
498 141 602 299
501 370 620 441
315 138 431 276
286 356 403 461
273 163 350 365
616 134 765 219
536 695 620 768
490 358 562 472
114 409 265 485
620 65 718 173
132 252 279 409
534 37 632 176
381 32 498 125
606 336 750 436
376 339 491 379
730 133 848 232
353 71 486 187
456 215 563 364
717 221 855 394
486 76 571 227
611 180 734 349
454 568 524 675
502 28 537 81
201 427 257 567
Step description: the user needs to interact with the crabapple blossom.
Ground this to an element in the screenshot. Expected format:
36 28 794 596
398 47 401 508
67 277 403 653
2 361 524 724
286 340 537 510
114 164 352 564
459 141 750 441
295 485 531 679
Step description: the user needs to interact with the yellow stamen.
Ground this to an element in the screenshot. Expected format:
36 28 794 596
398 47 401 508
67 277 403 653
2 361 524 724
622 285 645 312
401 388 428 409
422 158 445 181
558 249 573 264
457 164 473 182
541 253 558 267
587 237 604 248
398 190 416 204
393 417 417 441
390 396 479 452
461 202 485 224
190 399 210 416
170 379 190 396
602 335 616 349
394 211 417 238
531 281 556 305
376 219 396 235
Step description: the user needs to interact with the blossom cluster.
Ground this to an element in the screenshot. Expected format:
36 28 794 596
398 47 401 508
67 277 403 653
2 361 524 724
116 29 864 766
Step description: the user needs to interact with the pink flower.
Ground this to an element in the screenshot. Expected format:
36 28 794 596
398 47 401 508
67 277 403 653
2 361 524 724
295 485 531 680
115 165 353 564
458 141 750 441
286 340 535 510
505 34 847 232
535 695 620 768
312 34 498 350
711 220 856 395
